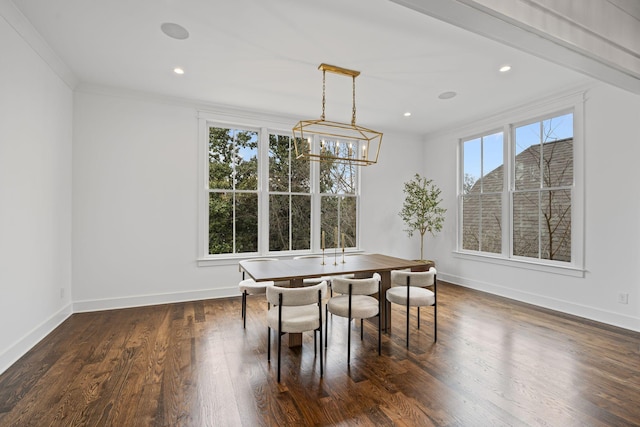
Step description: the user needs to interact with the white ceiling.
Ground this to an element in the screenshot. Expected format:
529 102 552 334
11 0 596 135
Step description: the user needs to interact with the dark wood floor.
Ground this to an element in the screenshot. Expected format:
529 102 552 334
1 282 639 426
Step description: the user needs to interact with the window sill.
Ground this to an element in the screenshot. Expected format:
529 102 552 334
452 251 585 278
197 254 289 268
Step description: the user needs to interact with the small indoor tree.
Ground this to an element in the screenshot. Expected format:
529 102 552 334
399 174 446 261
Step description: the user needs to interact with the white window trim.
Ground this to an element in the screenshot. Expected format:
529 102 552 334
456 91 586 276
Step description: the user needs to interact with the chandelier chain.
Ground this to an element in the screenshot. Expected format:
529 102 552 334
321 69 326 121
352 76 357 126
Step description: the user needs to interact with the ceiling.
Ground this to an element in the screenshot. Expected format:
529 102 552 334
10 0 596 135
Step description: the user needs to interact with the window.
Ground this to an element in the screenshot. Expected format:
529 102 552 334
459 109 577 267
462 132 504 254
268 133 311 251
320 139 358 248
203 122 360 257
208 126 259 255
513 113 573 262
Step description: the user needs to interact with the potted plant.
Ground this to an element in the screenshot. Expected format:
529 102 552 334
399 173 446 262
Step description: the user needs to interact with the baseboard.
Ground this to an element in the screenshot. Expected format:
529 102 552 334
440 272 640 333
0 303 73 376
73 286 238 313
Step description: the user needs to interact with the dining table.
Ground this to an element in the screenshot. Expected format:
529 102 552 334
239 253 428 346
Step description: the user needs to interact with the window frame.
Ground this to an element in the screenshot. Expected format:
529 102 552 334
197 112 361 264
455 92 585 277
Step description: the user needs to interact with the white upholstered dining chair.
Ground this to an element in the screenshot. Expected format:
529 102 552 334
386 267 437 348
266 281 328 382
326 273 381 365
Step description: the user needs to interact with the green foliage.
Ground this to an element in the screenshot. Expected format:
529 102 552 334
399 174 446 260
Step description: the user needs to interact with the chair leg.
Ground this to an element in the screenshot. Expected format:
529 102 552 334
318 290 323 378
406 303 410 348
242 291 245 319
267 327 271 361
242 291 247 329
378 280 382 355
360 319 364 340
347 286 352 365
434 303 437 342
347 318 351 365
277 330 282 383
406 281 411 348
417 306 420 330
325 304 329 348
320 325 324 377
378 313 381 355
277 298 283 383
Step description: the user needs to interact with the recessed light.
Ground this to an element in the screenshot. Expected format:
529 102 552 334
438 91 457 100
499 65 512 72
161 23 189 40
404 112 411 117
173 67 185 75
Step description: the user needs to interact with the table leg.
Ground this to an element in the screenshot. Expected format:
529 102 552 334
379 270 391 332
287 333 302 347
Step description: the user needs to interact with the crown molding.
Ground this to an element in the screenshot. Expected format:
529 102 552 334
1 0 78 89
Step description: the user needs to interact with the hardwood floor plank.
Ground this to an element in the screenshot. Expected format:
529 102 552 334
1 283 640 426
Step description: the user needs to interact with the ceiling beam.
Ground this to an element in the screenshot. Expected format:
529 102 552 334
390 0 640 95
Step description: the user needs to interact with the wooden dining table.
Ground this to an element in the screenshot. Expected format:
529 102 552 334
239 253 427 345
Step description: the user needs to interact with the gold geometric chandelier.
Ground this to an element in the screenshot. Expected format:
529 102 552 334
293 63 383 166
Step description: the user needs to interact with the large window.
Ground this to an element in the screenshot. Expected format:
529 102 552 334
460 110 576 266
204 124 359 257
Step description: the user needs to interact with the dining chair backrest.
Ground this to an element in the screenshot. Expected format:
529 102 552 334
390 267 436 287
244 257 279 263
331 274 380 296
266 281 327 306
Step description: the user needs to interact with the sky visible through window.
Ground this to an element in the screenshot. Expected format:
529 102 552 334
464 113 573 182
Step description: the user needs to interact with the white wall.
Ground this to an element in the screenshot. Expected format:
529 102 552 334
0 15 73 373
423 83 640 332
360 130 424 259
72 89 423 311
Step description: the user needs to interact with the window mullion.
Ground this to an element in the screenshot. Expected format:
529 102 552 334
258 128 270 255
310 135 321 251
505 124 512 258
